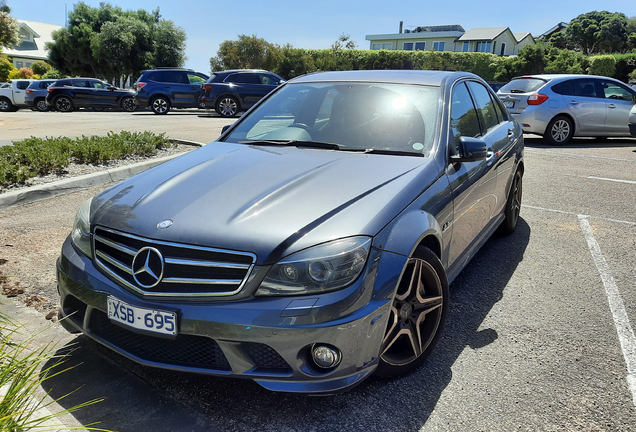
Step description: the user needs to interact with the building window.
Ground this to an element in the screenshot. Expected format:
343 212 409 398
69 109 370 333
476 41 492 53
462 42 469 52
383 43 392 50
372 43 382 50
433 41 445 51
415 42 425 50
15 61 23 69
403 42 413 50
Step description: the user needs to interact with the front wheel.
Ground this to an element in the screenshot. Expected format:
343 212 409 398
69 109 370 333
121 97 136 112
498 168 523 235
55 96 73 112
151 96 170 114
545 115 573 145
216 96 239 117
376 246 448 378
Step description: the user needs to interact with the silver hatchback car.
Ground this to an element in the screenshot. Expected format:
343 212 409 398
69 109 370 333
498 74 636 144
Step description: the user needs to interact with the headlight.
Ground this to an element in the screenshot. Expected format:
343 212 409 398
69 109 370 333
256 237 371 296
71 197 92 257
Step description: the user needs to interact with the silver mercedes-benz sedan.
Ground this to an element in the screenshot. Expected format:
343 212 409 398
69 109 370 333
498 74 636 144
57 70 524 394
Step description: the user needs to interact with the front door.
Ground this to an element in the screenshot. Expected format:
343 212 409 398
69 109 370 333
445 81 497 269
598 79 636 135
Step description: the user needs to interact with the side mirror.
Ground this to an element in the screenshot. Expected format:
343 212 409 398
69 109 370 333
107 86 115 91
450 136 488 163
278 80 286 85
221 124 232 134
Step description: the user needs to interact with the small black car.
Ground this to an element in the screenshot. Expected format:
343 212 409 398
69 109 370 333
199 69 285 117
45 78 136 112
134 68 209 114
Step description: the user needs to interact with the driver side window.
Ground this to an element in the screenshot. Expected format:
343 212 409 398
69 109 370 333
600 80 635 102
449 82 480 154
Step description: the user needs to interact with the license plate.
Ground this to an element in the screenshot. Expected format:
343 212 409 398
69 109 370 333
107 296 177 336
504 101 515 108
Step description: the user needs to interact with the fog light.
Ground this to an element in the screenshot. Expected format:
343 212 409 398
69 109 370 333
312 345 340 368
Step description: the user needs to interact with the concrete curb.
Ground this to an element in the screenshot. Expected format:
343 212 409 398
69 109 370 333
0 139 205 212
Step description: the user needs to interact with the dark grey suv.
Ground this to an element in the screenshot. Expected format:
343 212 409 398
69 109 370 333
57 70 524 394
135 68 209 114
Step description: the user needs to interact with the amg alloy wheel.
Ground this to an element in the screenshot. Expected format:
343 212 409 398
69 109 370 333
376 246 448 377
151 97 170 114
216 96 239 117
55 96 73 112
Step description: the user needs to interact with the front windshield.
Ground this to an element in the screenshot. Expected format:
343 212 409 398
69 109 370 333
224 82 440 154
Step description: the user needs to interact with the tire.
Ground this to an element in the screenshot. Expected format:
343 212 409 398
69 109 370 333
0 97 13 112
121 97 136 112
498 168 523 235
375 246 449 378
151 96 170 114
545 115 573 145
35 99 49 112
55 96 74 112
215 96 239 117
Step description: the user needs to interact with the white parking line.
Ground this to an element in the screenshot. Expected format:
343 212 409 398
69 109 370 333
578 216 636 408
522 204 636 226
586 176 636 185
525 148 636 163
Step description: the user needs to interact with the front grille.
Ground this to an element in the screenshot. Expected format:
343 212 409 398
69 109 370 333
93 226 255 297
244 342 291 371
88 309 230 370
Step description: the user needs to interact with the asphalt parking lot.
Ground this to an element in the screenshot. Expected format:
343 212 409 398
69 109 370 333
1 110 636 431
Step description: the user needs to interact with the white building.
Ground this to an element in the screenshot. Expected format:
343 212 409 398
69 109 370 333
3 19 63 69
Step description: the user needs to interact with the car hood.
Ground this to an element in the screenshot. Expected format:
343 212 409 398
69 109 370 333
91 142 439 263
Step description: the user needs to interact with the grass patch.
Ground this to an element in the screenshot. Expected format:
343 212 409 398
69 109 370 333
0 310 107 431
0 131 174 188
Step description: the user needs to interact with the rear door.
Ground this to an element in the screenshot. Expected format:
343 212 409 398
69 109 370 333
598 79 636 134
225 73 262 108
564 78 606 133
70 79 91 107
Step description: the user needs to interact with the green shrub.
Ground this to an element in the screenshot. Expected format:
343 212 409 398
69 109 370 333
30 61 51 75
613 53 636 82
545 48 589 74
588 55 616 77
41 69 64 79
8 67 35 80
0 56 15 81
0 131 172 188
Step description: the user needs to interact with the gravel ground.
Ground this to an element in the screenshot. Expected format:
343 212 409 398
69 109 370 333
0 144 197 317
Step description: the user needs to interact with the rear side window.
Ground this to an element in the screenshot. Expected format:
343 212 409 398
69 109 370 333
572 79 598 98
551 80 574 96
148 71 187 84
72 80 89 87
450 82 481 152
225 73 261 84
467 81 499 133
39 81 53 89
16 81 30 90
499 78 547 94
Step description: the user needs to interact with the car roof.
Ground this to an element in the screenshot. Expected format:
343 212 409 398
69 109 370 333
289 70 474 87
513 74 623 81
215 69 271 74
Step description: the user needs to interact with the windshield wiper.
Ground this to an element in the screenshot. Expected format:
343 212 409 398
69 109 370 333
238 140 341 150
361 148 425 157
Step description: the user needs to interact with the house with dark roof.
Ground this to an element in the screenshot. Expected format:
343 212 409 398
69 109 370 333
3 19 63 69
365 23 534 55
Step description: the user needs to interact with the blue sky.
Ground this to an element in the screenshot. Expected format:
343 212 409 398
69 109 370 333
9 0 636 75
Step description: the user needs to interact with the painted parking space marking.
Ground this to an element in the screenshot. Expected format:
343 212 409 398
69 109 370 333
525 148 636 163
521 204 636 408
586 176 636 185
578 216 636 408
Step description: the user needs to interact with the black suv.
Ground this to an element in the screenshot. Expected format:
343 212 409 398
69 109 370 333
45 78 137 112
199 69 285 117
134 68 209 114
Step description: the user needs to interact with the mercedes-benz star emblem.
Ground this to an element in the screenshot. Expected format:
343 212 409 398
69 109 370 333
157 219 173 229
131 247 164 288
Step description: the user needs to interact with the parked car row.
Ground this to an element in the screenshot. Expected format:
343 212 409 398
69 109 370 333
134 68 285 117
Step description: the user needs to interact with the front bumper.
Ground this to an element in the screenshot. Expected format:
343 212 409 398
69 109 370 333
57 236 405 394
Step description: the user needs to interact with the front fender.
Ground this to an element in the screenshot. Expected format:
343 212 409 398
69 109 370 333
372 173 453 267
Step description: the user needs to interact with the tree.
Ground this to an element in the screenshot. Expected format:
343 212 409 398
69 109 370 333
30 61 51 75
46 2 186 82
0 56 14 81
566 11 630 54
0 0 19 50
209 34 281 72
332 33 358 50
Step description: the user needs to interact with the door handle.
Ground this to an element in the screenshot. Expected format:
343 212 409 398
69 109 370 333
608 104 617 109
569 100 578 105
164 85 170 88
507 129 515 141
